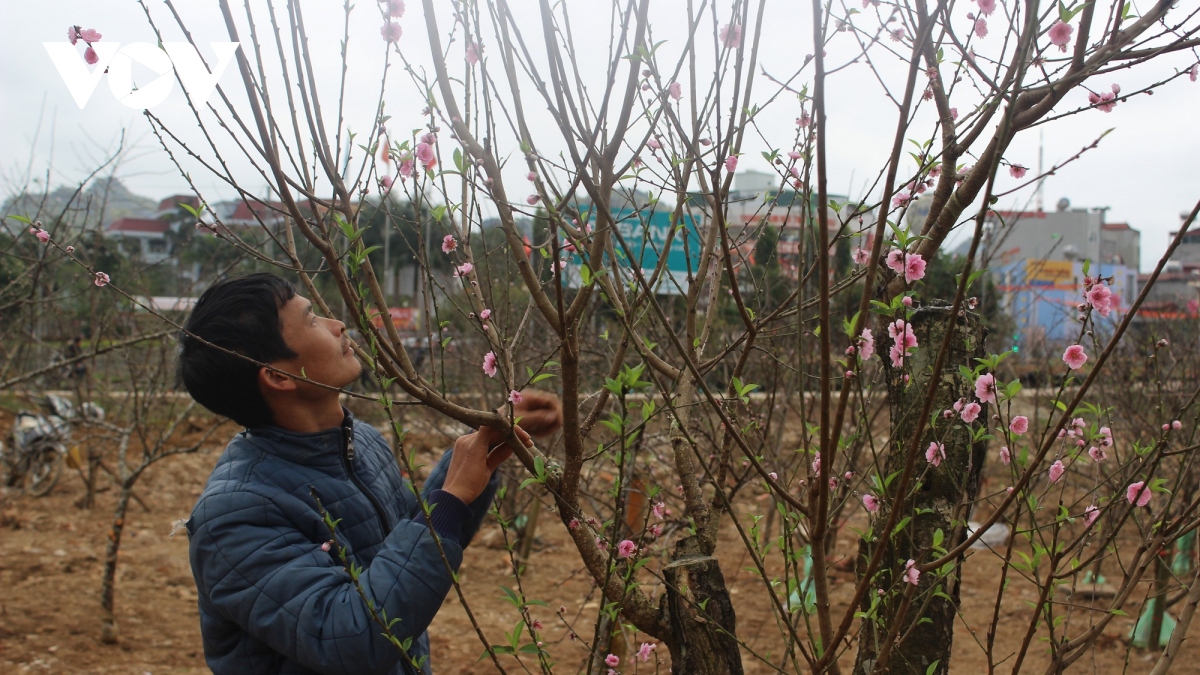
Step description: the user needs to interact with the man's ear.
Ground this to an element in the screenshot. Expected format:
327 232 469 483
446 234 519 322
259 365 298 393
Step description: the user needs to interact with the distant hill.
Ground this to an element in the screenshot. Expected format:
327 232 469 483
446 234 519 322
2 176 158 234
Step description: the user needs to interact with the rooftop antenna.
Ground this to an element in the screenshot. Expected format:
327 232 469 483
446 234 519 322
1036 129 1045 212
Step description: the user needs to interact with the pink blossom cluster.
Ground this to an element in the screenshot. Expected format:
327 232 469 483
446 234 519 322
1083 277 1114 317
887 319 918 367
415 132 437 171
68 26 103 65
1087 84 1120 113
952 397 981 424
380 0 405 42
885 249 927 283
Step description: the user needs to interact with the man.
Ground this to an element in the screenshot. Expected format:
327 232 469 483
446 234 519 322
178 273 561 674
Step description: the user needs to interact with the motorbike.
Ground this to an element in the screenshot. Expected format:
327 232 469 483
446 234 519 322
1 393 104 497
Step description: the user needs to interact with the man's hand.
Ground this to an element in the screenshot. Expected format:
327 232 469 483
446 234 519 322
442 425 532 504
508 390 563 437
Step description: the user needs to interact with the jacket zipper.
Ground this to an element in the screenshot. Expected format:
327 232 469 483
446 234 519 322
342 421 422 675
341 420 392 534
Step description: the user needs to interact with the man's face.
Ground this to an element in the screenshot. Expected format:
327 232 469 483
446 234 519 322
272 295 362 392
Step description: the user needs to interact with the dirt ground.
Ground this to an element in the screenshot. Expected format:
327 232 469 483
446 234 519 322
1 418 1197 674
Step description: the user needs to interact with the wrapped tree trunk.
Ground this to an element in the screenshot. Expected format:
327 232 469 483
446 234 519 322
660 536 744 675
853 306 987 674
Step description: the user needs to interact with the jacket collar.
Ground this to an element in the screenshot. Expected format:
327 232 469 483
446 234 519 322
241 408 354 469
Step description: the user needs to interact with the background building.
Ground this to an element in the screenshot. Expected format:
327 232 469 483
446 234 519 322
985 197 1139 268
994 259 1137 354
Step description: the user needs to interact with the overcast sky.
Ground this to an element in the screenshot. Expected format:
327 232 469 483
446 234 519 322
1 0 1197 272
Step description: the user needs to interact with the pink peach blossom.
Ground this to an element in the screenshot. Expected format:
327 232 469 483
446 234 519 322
1086 283 1113 317
1083 504 1100 527
720 23 742 48
1048 460 1065 483
415 142 435 168
926 441 945 467
94 271 110 287
975 373 997 404
974 18 988 39
1009 164 1027 179
668 82 682 100
725 155 739 172
508 390 523 404
617 539 637 558
886 248 906 274
1048 21 1073 51
1009 416 1029 435
903 559 920 585
1126 481 1151 507
904 254 927 283
79 28 102 43
862 493 880 512
482 351 498 378
637 642 657 663
859 328 875 361
84 47 99 65
456 262 474 277
1088 446 1106 462
999 446 1011 464
465 42 481 65
1087 90 1117 113
852 248 870 265
381 22 402 43
1063 344 1088 370
442 235 457 253
976 0 997 16
961 402 982 424
605 654 620 667
388 1 406 18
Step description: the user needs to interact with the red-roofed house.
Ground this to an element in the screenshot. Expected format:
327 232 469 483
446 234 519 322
106 217 173 262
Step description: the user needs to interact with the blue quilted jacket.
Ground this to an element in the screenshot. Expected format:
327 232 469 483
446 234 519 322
186 411 496 675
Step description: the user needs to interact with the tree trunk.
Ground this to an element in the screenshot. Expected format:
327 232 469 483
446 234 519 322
99 483 134 644
853 306 987 674
660 535 744 674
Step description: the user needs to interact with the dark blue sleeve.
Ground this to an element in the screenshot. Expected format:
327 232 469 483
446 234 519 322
420 448 500 548
189 487 463 675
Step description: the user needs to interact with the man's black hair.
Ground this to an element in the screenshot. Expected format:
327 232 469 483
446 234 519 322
178 273 297 428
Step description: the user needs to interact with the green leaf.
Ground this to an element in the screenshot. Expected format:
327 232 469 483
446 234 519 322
7 215 31 224
177 201 204 218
